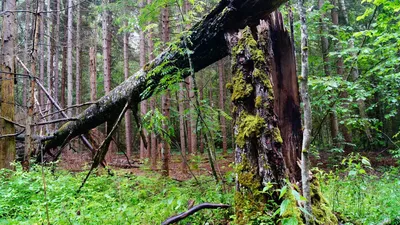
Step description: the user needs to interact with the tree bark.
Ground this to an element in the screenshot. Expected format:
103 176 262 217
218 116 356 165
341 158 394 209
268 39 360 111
227 19 288 224
102 0 114 162
89 47 97 102
146 0 156 167
54 0 60 121
23 0 30 107
75 1 81 114
0 0 16 169
139 0 147 160
123 21 133 159
42 0 289 153
161 6 171 176
67 0 73 117
298 0 313 223
218 59 228 155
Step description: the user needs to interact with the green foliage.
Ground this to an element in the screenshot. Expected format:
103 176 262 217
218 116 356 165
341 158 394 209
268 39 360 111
0 166 232 225
317 156 400 224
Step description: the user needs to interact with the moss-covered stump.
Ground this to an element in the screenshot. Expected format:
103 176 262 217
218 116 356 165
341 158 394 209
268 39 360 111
227 14 338 225
226 17 293 224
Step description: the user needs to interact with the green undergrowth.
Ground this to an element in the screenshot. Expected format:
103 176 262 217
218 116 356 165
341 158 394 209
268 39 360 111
318 166 400 225
1 162 399 225
0 165 233 225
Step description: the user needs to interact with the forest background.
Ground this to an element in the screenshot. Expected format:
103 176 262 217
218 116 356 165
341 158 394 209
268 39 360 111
0 0 399 224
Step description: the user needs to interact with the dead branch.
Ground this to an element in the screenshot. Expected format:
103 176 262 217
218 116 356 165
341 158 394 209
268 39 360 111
0 116 25 128
161 203 231 225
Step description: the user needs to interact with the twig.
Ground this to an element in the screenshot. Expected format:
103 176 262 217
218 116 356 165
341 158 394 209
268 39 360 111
34 117 78 126
0 116 25 128
161 203 230 225
0 129 25 138
40 101 97 119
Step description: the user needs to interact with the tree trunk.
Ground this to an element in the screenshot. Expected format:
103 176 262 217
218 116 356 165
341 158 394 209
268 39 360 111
331 0 352 150
226 20 288 224
298 0 313 222
318 0 340 147
147 0 157 168
178 83 188 172
42 0 290 154
123 22 133 159
338 1 373 142
67 0 73 117
218 59 228 155
161 6 171 176
23 0 30 107
139 0 147 159
0 0 16 169
75 1 81 114
102 0 114 163
54 0 60 121
89 47 97 102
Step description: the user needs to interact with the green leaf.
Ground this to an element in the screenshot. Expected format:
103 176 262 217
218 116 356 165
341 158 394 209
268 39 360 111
279 186 288 199
280 199 290 216
281 216 298 225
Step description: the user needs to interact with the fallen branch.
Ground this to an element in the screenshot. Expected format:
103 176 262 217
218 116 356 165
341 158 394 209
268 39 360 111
0 116 25 128
161 203 230 225
34 117 78 126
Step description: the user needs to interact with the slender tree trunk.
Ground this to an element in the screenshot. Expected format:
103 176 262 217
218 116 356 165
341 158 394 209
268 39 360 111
331 0 352 150
218 59 228 155
89 47 97 102
338 1 372 142
178 83 188 172
102 0 114 162
147 0 157 168
61 45 67 108
184 0 194 155
67 0 73 116
161 6 171 176
0 0 16 169
54 0 60 121
23 0 30 107
25 1 41 170
318 0 339 146
139 0 147 159
298 0 313 223
123 21 133 159
75 1 81 114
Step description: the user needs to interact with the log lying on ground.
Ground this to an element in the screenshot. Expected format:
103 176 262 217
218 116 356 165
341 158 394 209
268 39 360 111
42 0 287 154
161 203 230 225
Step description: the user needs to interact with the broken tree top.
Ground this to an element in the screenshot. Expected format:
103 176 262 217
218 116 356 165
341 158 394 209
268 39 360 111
44 0 287 151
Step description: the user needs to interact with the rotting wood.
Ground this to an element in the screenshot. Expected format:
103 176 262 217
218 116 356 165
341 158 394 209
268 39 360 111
41 0 288 157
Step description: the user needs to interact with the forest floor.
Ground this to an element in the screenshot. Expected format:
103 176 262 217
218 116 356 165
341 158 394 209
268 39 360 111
1 148 399 224
58 147 398 180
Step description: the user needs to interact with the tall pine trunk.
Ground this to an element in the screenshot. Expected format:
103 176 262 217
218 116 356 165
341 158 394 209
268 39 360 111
161 6 171 176
66 0 73 116
123 21 133 159
218 59 228 155
0 0 16 169
139 0 147 159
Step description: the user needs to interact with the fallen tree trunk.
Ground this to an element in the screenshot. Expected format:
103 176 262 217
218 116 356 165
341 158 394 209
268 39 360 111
42 0 287 154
